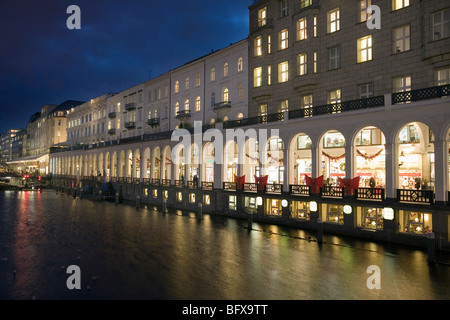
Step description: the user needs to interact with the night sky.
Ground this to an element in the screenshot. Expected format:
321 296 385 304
0 0 250 133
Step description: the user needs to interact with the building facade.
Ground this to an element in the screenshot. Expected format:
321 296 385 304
49 1 450 250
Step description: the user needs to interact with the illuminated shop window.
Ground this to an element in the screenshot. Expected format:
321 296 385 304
326 204 344 224
359 207 384 230
399 211 432 235
291 201 310 220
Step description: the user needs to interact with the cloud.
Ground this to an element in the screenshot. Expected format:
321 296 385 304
0 0 249 132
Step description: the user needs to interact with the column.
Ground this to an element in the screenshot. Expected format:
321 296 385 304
384 142 397 202
433 140 447 204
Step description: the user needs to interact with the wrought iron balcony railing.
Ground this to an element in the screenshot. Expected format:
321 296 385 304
392 84 450 104
108 112 116 118
148 118 160 126
125 102 136 110
108 128 116 135
213 101 232 110
124 121 136 129
176 110 191 119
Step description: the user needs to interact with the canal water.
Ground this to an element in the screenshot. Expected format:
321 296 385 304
0 189 449 300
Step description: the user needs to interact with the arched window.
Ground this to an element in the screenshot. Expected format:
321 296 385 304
195 96 201 112
223 88 229 102
174 102 179 116
184 99 190 111
224 62 229 77
238 57 243 72
174 81 179 93
211 92 216 108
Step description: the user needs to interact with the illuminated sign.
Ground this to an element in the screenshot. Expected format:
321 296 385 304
343 205 352 214
383 207 394 220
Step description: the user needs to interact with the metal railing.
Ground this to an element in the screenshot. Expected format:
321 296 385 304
392 84 450 104
397 189 434 204
356 187 385 200
290 184 310 195
289 96 385 120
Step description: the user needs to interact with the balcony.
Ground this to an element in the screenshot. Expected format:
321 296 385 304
176 110 191 119
148 118 160 127
108 112 116 118
223 112 284 129
251 18 273 33
397 189 434 205
108 128 116 135
124 121 136 129
392 84 450 104
125 102 136 110
213 101 231 110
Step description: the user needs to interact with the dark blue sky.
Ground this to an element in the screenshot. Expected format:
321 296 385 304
0 0 250 133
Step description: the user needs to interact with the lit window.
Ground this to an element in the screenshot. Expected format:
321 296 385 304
174 102 179 116
399 211 432 235
223 88 229 102
300 0 312 9
392 0 409 11
279 29 289 50
237 57 243 72
195 96 201 112
117 118 120 129
278 61 289 83
210 67 215 81
359 83 373 98
254 67 262 87
357 35 373 63
433 9 450 41
393 76 411 93
258 7 267 27
224 62 229 77
185 77 189 90
255 36 263 56
174 81 179 93
393 25 410 53
359 0 371 23
258 104 268 117
327 8 340 33
313 51 318 73
313 15 318 37
196 73 201 87
436 67 450 86
268 35 271 54
298 53 307 76
279 100 289 112
184 99 190 112
267 65 271 85
329 46 340 70
297 18 307 41
301 95 313 117
327 89 341 104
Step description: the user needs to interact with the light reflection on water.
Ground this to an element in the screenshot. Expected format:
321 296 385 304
0 190 449 300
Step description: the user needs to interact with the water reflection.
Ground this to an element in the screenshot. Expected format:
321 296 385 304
0 190 449 300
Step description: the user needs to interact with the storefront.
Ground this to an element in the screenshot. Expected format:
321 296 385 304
355 127 386 188
321 131 346 186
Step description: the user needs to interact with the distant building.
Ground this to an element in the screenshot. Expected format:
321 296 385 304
66 94 114 146
9 100 83 175
0 129 24 164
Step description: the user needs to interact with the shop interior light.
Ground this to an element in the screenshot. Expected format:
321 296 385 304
383 207 394 220
343 205 352 214
256 197 263 206
310 201 318 212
